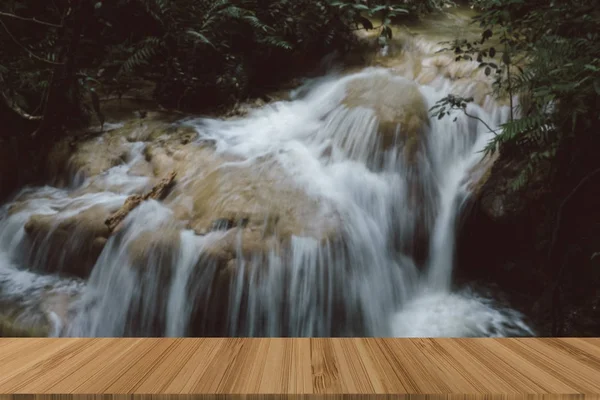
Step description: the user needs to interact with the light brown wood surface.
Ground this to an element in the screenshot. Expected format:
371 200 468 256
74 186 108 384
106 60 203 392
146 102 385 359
0 338 599 400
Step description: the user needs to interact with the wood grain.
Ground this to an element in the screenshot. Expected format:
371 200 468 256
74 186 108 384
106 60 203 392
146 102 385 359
0 338 599 400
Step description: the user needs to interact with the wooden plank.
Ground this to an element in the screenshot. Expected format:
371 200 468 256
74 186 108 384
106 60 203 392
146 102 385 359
0 338 599 400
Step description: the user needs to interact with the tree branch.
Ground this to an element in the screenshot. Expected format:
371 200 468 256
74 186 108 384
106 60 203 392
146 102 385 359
0 11 62 28
0 91 43 121
0 76 43 121
462 109 499 136
0 19 64 65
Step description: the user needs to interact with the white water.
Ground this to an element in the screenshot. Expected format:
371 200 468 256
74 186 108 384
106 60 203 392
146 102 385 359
0 49 534 337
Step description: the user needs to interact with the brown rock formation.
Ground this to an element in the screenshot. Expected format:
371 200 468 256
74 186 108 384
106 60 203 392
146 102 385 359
24 205 113 278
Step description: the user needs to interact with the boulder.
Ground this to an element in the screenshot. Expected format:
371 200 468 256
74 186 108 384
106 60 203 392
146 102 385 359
0 314 49 337
341 73 430 164
338 72 434 261
476 155 550 222
45 118 198 187
168 152 340 248
126 228 181 277
121 228 181 336
24 205 113 278
465 152 499 198
46 135 129 187
21 110 346 336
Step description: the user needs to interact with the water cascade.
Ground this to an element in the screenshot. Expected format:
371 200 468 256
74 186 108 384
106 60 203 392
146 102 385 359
0 27 534 338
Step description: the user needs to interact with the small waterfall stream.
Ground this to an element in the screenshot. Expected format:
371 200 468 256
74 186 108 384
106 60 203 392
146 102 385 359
0 24 534 338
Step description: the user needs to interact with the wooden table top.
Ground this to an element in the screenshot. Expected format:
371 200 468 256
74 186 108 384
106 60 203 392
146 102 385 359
0 338 599 399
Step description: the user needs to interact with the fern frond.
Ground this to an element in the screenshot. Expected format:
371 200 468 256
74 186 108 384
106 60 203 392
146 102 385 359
260 36 293 51
243 15 271 32
138 0 170 24
217 6 246 19
118 37 164 75
187 30 216 49
499 114 548 140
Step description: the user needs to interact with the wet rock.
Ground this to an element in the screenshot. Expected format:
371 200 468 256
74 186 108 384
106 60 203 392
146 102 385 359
0 314 49 337
465 152 499 197
342 73 430 163
105 171 177 232
22 109 344 336
127 228 180 275
476 155 550 222
115 228 181 336
339 72 434 262
211 218 236 231
45 119 197 186
52 113 343 332
174 156 340 249
24 205 113 279
119 120 197 144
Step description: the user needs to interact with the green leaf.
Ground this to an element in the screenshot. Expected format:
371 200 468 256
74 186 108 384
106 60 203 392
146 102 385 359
187 30 216 49
370 5 389 13
357 17 373 30
390 7 408 14
482 29 493 41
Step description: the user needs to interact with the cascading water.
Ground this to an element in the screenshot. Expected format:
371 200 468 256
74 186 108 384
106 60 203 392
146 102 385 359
0 27 534 338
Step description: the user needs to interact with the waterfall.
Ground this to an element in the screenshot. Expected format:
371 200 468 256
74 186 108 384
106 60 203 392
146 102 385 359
0 46 534 338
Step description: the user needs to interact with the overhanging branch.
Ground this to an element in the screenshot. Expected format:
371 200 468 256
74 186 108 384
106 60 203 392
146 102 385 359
0 19 64 66
0 89 43 121
0 11 63 28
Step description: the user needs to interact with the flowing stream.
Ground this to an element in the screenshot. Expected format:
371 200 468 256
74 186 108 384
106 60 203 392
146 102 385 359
0 11 534 338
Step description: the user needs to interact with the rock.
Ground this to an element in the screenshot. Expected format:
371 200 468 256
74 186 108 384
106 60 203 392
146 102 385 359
170 154 340 249
342 73 430 163
476 155 550 222
465 152 499 197
22 109 345 335
210 218 238 231
126 228 181 275
115 227 181 336
24 205 113 278
45 118 197 187
118 119 197 144
105 171 177 232
0 314 49 337
187 253 237 336
45 135 129 187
